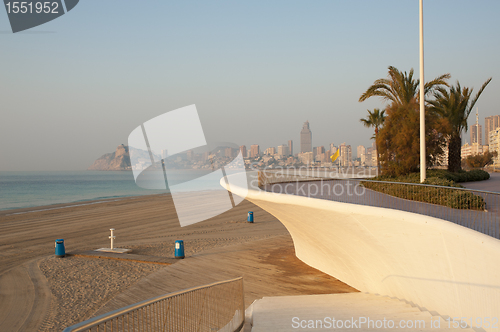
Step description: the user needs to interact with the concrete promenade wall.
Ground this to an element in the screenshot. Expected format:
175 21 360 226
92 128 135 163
223 173 500 331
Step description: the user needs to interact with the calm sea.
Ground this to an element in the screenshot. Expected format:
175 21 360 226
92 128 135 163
0 170 213 211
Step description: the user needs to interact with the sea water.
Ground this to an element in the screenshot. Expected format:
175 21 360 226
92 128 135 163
0 170 214 211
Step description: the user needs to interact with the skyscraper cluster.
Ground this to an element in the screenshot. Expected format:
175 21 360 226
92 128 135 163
239 120 376 167
462 110 500 163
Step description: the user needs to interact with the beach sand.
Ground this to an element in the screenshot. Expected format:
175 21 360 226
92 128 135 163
0 193 357 331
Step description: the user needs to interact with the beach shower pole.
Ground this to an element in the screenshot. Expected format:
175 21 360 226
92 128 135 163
109 228 115 250
419 0 426 183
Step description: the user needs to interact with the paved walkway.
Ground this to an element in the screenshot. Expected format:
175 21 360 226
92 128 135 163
265 177 500 239
0 258 51 332
461 172 500 193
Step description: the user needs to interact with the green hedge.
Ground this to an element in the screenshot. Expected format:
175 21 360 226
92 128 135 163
361 169 488 210
438 169 490 182
372 169 490 184
361 181 485 210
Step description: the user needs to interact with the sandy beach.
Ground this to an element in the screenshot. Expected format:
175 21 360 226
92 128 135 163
0 193 357 331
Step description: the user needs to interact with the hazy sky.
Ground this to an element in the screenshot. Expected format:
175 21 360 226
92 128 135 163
1 1 499 171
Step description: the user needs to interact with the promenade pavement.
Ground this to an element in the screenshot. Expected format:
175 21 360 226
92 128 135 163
265 175 500 239
461 172 500 193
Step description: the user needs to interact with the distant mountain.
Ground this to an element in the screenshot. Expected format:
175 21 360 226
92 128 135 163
88 144 132 171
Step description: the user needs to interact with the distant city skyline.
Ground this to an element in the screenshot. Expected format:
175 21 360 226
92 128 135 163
237 118 377 167
1 1 500 171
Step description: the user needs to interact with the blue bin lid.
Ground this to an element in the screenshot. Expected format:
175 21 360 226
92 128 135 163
56 239 64 242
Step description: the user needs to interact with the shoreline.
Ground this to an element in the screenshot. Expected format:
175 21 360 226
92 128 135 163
0 170 167 213
0 193 169 217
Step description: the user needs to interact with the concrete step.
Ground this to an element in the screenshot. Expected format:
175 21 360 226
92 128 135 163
248 293 476 332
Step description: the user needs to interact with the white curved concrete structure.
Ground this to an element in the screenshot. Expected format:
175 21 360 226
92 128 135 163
223 172 500 331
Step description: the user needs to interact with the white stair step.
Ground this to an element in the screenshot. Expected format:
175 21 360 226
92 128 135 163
249 293 476 332
252 307 426 324
255 296 414 310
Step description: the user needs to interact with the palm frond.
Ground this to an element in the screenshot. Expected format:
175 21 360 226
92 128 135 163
360 66 449 108
468 77 492 114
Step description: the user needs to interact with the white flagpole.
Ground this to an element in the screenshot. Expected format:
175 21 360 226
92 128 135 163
419 0 426 183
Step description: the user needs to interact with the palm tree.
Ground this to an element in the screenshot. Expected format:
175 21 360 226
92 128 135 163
360 108 385 173
359 66 450 175
428 78 492 172
359 66 450 106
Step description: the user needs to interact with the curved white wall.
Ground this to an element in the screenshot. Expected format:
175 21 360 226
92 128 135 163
224 173 500 331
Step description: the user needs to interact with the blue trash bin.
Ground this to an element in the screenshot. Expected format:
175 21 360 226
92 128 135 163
55 239 65 258
247 211 254 223
175 240 185 259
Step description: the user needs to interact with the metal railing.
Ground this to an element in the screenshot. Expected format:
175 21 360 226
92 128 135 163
263 179 500 240
63 277 244 332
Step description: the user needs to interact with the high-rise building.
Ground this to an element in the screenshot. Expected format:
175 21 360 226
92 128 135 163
485 115 500 145
347 146 352 166
471 124 482 146
250 144 260 158
471 108 482 146
339 143 352 167
298 152 314 164
239 145 247 158
489 128 500 166
187 150 194 160
288 140 293 156
277 145 289 157
316 153 327 162
314 146 325 162
357 145 366 159
300 121 312 153
366 147 373 166
357 145 366 164
225 147 233 158
265 147 276 155
461 142 486 158
371 141 378 166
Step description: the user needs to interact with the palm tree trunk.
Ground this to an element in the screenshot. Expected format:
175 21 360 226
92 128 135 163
447 133 462 172
375 129 381 175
